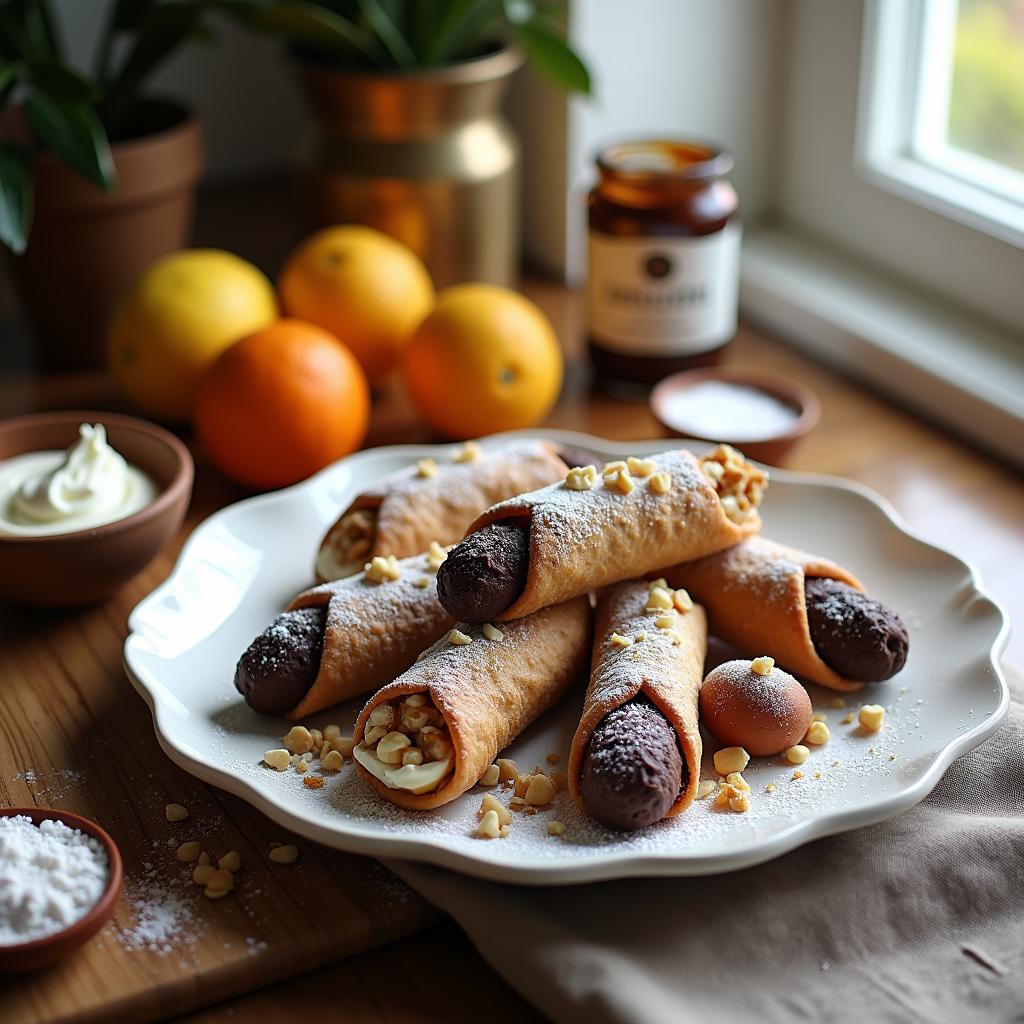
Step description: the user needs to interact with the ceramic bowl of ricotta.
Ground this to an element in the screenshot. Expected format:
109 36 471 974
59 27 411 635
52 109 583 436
0 807 123 972
650 368 820 465
0 410 193 606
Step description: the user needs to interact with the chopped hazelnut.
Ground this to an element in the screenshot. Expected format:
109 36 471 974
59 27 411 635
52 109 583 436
792 770 804 780
627 456 656 477
726 772 751 792
330 737 355 758
565 465 598 491
402 748 424 766
176 841 201 862
514 773 532 798
205 868 235 893
368 704 396 730
204 886 231 900
309 728 323 745
713 746 750 775
192 864 215 886
323 724 341 740
509 796 526 808
475 809 504 839
673 589 693 613
828 697 846 709
283 725 314 755
841 712 855 725
417 457 437 479
165 803 189 823
295 760 309 774
304 776 326 789
419 728 453 763
805 721 831 745
547 820 567 836
453 441 482 463
645 588 674 612
751 655 775 676
697 780 718 800
425 540 448 572
729 793 750 813
365 555 401 583
363 725 387 746
448 628 473 646
550 770 567 793
649 577 669 592
602 460 627 477
604 467 634 495
859 704 886 732
198 852 211 866
376 731 412 765
480 764 501 787
785 744 810 764
765 783 777 793
609 632 633 649
546 752 561 765
654 614 676 630
496 758 518 782
482 622 504 642
525 774 556 806
269 844 299 864
414 576 431 589
649 471 672 495
810 712 826 723
479 793 512 827
219 851 242 873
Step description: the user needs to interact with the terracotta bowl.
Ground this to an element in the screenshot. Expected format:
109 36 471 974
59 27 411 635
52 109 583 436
649 367 820 465
0 807 123 972
0 410 193 607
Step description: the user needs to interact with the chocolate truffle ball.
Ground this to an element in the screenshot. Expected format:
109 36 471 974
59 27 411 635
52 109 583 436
580 698 685 831
235 606 327 716
700 659 812 757
436 518 530 622
804 577 909 682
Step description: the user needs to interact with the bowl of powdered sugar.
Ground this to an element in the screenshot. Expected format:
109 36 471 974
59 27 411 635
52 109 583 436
0 808 123 971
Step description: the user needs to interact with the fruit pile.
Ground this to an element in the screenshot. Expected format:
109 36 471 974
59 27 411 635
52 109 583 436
107 227 564 490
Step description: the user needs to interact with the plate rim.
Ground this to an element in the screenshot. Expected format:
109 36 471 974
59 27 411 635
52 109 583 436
123 429 1011 885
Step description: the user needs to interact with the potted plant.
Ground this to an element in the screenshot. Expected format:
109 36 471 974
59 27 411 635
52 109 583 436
0 0 264 369
253 0 591 287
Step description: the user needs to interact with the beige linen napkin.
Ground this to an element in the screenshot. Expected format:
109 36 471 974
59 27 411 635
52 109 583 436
388 667 1023 1024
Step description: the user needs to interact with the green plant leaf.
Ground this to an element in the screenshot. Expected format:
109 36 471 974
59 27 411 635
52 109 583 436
356 0 415 69
425 0 502 64
0 142 33 252
24 91 116 191
252 1 381 62
27 60 97 100
514 21 590 94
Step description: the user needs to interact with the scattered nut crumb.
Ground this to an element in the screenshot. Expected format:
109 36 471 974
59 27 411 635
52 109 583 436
649 471 671 495
751 655 775 676
417 457 437 478
425 540 447 572
283 726 314 755
564 465 598 491
546 752 561 765
295 760 309 774
792 770 804 780
697 780 717 800
889 753 898 761
765 783 777 793
525 774 556 806
330 737 355 758
364 554 401 583
547 820 567 836
475 809 505 839
165 803 189 823
654 613 676 630
304 776 326 789
197 851 210 867
478 793 512 828
413 576 431 589
673 589 693 613
482 622 504 642
805 721 831 745
176 841 201 862
646 588 674 612
264 748 290 771
828 697 846 709
453 441 482 463
219 851 241 873
842 712 855 725
725 772 751 792
784 744 810 765
496 758 518 782
269 844 299 864
627 456 656 477
810 712 827 723
609 632 634 648
448 628 472 646
480 764 500 787
859 704 886 732
713 746 750 775
192 864 215 886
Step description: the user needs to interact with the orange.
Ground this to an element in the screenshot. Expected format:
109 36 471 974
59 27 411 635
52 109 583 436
278 226 434 385
195 319 370 490
107 249 278 421
402 284 564 439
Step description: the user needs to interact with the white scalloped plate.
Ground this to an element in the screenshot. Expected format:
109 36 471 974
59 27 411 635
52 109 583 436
124 430 1009 885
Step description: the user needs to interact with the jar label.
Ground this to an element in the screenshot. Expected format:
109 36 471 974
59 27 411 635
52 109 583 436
587 224 741 356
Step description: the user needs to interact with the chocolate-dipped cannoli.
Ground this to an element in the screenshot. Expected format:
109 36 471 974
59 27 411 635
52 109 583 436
659 537 909 691
315 440 570 582
351 596 591 810
235 548 455 719
568 580 708 831
437 445 767 623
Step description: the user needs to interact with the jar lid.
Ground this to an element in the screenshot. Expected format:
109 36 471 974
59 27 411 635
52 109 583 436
597 140 734 183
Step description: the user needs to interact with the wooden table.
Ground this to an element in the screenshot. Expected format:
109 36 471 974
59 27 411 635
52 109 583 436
1 275 1020 1023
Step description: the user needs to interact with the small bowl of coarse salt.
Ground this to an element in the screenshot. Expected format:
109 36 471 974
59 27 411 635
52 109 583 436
650 367 820 465
0 808 123 972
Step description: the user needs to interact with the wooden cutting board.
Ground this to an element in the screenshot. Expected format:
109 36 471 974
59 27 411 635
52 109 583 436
0 489 438 1024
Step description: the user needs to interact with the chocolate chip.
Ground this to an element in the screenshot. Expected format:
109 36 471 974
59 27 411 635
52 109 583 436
805 577 909 682
235 606 327 715
580 698 685 831
436 519 530 622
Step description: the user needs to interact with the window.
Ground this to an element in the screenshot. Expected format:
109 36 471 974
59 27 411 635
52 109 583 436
858 0 1024 248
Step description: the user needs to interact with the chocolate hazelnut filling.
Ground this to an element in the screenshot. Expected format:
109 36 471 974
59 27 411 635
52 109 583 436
580 698 686 831
234 606 327 716
804 577 909 682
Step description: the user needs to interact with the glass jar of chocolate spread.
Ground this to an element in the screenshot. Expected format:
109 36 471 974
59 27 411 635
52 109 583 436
587 139 741 386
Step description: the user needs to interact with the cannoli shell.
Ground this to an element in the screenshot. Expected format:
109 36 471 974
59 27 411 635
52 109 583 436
285 552 454 719
467 449 761 621
317 441 568 580
660 536 865 692
353 596 591 810
568 582 708 818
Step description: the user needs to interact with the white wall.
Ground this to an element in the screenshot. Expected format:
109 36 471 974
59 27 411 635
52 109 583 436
55 0 305 179
513 0 787 281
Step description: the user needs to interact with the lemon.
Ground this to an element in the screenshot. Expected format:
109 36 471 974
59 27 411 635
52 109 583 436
107 249 278 421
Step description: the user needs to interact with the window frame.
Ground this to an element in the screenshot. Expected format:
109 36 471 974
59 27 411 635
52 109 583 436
857 0 1024 250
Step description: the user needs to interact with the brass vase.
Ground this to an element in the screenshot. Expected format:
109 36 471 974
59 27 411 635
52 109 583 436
295 47 522 288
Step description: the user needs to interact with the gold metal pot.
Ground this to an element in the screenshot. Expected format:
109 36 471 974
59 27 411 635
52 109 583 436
296 47 522 289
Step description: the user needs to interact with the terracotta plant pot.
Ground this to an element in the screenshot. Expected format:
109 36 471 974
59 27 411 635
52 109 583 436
295 48 521 288
7 99 204 370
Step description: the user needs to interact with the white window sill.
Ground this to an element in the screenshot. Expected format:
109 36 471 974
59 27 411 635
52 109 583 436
739 227 1024 468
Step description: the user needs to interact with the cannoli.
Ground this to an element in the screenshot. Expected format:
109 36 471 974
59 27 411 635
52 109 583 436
438 444 767 623
315 440 571 581
350 596 591 810
568 580 707 831
235 548 455 718
659 537 909 692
